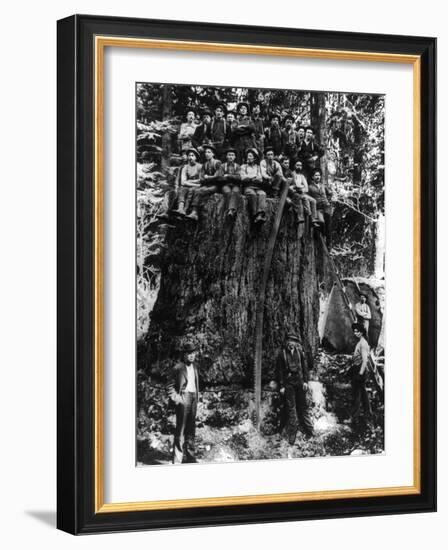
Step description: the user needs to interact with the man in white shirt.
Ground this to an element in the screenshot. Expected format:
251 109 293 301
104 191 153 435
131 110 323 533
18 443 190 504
260 146 284 195
355 294 372 336
177 109 197 152
349 323 373 424
287 159 320 226
171 148 202 217
241 148 266 224
167 341 200 464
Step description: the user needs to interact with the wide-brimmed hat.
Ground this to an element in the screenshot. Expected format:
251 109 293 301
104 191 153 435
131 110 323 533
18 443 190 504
237 101 250 113
182 341 197 353
214 103 227 114
185 147 200 159
264 146 275 155
225 147 237 155
351 323 367 336
202 143 216 153
286 333 301 343
140 151 152 160
245 147 259 160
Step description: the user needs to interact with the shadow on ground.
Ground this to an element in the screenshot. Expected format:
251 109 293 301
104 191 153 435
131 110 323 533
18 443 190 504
26 510 56 528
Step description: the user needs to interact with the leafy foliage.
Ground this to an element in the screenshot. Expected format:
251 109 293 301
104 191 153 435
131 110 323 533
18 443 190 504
325 93 385 276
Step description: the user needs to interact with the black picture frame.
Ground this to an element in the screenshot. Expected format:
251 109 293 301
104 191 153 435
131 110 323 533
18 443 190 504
57 14 436 534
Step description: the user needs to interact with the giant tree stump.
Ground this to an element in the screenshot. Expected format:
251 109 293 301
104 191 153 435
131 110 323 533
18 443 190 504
142 195 323 386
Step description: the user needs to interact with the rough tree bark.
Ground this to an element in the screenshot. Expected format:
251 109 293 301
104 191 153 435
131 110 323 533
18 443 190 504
161 84 172 168
140 195 324 388
310 91 327 180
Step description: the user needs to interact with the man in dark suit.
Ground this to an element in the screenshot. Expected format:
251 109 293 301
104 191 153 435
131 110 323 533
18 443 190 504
264 113 283 156
275 333 314 444
187 144 221 221
281 114 300 160
308 169 333 247
167 341 200 464
192 110 212 150
297 126 324 178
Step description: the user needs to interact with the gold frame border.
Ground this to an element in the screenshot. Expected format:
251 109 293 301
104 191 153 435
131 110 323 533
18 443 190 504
94 36 421 513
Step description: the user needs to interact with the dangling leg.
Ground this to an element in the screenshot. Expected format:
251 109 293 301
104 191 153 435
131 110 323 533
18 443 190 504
254 189 267 224
188 185 218 221
227 184 241 218
305 195 320 225
244 187 257 220
221 184 232 214
172 187 188 216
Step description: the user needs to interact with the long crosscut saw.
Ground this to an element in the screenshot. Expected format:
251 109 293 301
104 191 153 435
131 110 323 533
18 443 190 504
253 179 290 430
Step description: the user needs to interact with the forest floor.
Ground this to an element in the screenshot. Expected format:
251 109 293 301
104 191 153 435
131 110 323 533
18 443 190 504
137 349 384 466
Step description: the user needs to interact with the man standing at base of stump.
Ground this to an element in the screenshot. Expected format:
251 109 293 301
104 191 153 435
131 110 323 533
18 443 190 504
347 323 373 425
167 341 200 464
275 334 314 445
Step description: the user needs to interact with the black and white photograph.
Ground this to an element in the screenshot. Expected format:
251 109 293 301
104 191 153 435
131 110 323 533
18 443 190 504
136 82 385 466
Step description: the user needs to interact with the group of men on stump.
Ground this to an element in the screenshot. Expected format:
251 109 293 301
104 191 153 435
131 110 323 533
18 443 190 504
154 101 333 243
167 324 372 464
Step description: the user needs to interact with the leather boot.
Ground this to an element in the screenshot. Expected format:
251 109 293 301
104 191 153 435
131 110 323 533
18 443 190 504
254 211 267 225
172 202 186 216
156 211 170 220
296 203 305 223
186 208 199 221
247 195 257 218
